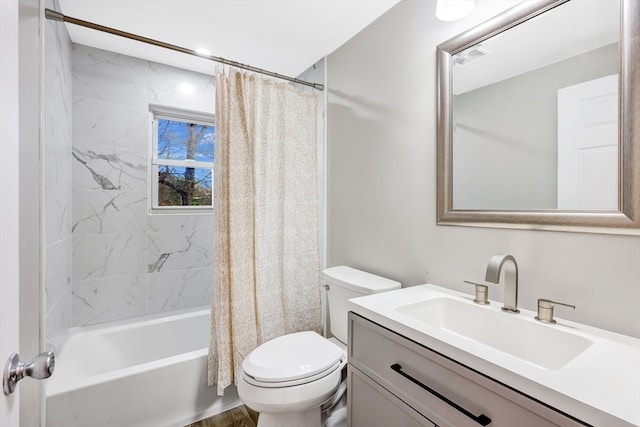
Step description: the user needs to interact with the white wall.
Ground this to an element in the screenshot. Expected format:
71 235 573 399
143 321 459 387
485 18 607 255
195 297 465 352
71 45 216 326
326 0 640 338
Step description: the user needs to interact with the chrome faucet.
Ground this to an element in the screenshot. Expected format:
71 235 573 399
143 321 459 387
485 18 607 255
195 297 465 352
485 254 519 313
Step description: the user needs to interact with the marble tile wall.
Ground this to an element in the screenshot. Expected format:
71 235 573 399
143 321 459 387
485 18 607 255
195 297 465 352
44 0 73 354
71 44 216 326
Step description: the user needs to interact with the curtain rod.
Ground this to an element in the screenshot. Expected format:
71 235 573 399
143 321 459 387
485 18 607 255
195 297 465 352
44 8 324 91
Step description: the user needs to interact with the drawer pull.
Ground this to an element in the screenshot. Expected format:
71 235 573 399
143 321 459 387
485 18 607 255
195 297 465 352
390 363 491 426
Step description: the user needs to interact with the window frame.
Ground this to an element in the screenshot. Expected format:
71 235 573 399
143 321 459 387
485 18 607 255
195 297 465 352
149 105 215 213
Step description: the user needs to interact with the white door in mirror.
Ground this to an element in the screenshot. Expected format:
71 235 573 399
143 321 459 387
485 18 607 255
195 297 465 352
557 74 618 209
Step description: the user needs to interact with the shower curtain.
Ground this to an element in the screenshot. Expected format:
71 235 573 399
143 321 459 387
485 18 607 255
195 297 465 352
208 69 321 395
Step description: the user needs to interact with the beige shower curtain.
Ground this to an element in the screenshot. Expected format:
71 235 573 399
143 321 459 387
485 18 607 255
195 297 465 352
208 69 321 395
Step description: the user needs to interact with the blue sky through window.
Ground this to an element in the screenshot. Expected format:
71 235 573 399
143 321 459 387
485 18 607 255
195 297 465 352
155 117 214 207
157 119 214 162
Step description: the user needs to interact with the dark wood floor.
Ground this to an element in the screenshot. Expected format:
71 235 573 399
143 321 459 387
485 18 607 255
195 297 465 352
185 405 259 427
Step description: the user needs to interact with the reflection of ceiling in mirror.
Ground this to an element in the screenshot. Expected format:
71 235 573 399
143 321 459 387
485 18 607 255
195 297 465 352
453 0 619 95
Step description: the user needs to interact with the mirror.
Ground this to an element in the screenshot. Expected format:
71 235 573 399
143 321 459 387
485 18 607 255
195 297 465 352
437 0 639 234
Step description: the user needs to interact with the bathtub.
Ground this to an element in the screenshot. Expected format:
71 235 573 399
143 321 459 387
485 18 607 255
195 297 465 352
46 308 241 427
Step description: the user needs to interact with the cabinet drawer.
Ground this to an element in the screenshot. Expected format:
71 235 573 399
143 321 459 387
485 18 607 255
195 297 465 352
348 364 436 427
349 313 587 427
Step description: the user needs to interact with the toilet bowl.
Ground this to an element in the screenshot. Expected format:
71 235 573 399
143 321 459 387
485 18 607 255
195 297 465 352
237 266 401 427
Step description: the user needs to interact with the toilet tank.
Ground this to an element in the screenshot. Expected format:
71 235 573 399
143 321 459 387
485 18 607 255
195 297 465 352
322 266 401 344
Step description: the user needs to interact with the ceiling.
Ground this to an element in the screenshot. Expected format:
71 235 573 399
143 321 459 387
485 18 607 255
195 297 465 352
57 0 401 79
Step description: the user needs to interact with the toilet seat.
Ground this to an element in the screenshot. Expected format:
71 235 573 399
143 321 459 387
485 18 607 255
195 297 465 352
243 359 343 388
238 360 343 416
242 331 345 388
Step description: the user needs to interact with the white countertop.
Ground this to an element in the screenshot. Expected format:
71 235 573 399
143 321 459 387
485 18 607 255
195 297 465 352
348 284 640 427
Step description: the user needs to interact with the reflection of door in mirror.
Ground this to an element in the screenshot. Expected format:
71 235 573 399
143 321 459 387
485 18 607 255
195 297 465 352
557 74 618 210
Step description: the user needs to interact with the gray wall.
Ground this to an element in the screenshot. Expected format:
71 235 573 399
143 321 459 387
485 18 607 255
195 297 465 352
454 43 618 210
326 0 640 337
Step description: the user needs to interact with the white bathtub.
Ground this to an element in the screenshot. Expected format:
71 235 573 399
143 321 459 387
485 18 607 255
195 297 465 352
46 308 241 427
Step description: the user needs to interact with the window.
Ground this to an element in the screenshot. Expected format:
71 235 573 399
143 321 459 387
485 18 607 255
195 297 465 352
150 106 214 212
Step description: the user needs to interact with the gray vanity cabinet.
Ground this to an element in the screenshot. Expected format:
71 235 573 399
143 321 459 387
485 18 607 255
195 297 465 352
347 313 587 427
349 366 436 427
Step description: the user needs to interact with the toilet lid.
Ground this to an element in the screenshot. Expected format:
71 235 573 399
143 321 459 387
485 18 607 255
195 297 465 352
243 331 344 383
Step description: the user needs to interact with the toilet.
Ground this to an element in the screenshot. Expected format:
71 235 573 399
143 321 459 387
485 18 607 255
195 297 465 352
237 266 401 427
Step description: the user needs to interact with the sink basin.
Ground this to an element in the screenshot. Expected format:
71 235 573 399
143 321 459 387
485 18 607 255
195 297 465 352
394 297 593 370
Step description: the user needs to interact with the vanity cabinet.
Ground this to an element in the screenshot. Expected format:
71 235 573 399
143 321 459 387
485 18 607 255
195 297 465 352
349 366 436 427
347 313 588 427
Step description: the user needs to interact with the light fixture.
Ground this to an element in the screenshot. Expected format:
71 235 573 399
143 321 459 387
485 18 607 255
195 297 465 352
436 0 475 22
178 82 195 95
195 47 211 57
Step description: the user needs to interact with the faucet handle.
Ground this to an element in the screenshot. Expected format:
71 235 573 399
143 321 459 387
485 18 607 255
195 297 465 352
535 298 575 324
464 281 489 305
